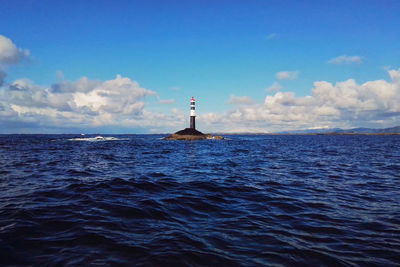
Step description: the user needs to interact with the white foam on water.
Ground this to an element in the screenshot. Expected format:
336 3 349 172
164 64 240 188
68 136 128 142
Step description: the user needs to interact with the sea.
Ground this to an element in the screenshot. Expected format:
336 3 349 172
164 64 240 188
0 134 399 266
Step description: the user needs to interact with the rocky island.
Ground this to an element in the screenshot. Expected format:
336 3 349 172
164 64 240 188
164 128 223 140
163 97 223 141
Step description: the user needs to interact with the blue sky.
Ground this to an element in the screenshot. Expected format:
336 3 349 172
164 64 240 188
0 0 399 133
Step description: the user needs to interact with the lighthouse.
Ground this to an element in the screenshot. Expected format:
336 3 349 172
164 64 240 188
190 97 196 129
164 96 223 140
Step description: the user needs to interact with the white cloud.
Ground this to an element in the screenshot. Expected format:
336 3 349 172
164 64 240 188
229 95 254 105
264 91 296 106
389 69 400 82
276 71 299 80
0 35 30 67
265 82 283 92
1 35 398 133
0 35 30 87
2 66 399 133
4 69 399 133
0 36 185 133
202 69 400 132
328 55 363 65
267 33 277 39
0 74 188 132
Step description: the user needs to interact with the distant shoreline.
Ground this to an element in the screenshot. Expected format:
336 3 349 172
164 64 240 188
214 132 400 136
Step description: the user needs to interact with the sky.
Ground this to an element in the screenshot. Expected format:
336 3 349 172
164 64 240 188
0 0 399 133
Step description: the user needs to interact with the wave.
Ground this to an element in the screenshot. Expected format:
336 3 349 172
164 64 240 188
68 136 129 142
1 134 400 265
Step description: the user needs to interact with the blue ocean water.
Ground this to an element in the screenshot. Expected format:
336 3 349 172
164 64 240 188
0 134 399 266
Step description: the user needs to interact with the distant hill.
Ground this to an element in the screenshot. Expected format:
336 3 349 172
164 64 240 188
277 126 400 134
351 126 400 133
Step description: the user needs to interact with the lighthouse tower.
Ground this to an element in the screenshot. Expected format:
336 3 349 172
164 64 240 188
190 97 196 129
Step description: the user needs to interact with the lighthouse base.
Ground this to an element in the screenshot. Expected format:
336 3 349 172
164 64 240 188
190 116 195 129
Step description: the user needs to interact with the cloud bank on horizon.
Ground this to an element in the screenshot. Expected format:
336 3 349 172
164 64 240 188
0 33 399 133
203 70 400 132
0 35 186 133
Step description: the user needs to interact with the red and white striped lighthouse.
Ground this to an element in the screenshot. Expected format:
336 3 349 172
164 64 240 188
190 97 196 129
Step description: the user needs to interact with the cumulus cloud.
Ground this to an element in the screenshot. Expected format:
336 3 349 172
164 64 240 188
328 55 363 65
1 35 397 133
0 35 30 89
265 82 283 92
0 74 187 132
229 95 254 105
389 69 400 82
2 69 400 133
0 35 30 67
276 71 299 80
202 69 400 132
0 36 184 133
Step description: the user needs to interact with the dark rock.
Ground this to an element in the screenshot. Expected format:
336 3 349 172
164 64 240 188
174 128 204 135
164 134 207 140
163 128 224 140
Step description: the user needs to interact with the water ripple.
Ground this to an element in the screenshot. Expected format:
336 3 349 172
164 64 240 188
0 134 400 265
